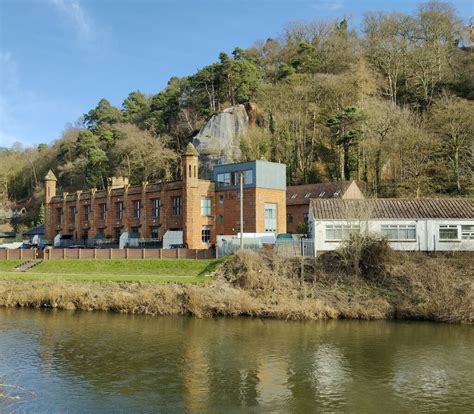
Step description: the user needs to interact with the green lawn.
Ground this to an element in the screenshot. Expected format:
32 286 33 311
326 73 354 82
0 258 224 283
0 260 22 271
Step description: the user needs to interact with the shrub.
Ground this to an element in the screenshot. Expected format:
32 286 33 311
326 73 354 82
336 234 392 280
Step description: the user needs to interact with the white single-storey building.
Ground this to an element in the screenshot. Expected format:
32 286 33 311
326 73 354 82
308 198 474 253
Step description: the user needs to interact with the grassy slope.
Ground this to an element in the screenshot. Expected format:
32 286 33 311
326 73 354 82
0 260 22 271
0 259 223 282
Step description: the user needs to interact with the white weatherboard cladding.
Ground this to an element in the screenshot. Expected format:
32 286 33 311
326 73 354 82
309 217 474 253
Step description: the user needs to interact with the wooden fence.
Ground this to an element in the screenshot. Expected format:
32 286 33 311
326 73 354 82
0 248 215 260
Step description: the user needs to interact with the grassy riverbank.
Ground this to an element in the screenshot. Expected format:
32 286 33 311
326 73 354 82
0 250 471 323
0 259 221 283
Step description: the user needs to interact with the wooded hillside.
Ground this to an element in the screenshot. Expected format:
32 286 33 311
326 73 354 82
1 1 473 230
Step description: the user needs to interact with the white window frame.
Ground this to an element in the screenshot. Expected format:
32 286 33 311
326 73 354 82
264 203 277 232
325 224 360 241
381 224 416 241
439 224 459 241
461 225 474 240
201 197 212 216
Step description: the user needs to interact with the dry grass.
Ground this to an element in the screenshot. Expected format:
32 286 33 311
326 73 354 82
0 250 471 323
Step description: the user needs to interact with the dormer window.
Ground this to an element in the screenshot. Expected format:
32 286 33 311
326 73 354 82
291 194 297 199
318 192 325 197
304 193 311 198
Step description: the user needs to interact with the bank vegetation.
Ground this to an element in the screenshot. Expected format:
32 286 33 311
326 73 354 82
0 241 472 324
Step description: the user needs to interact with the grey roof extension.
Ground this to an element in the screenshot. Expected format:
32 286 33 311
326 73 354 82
310 199 474 220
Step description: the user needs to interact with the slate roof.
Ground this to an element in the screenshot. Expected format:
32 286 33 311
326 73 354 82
287 182 353 206
23 224 44 236
310 199 474 220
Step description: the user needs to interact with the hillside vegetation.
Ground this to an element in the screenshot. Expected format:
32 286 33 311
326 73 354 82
1 1 473 231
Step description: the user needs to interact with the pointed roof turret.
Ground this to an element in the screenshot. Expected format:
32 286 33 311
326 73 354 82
44 169 57 181
184 142 199 156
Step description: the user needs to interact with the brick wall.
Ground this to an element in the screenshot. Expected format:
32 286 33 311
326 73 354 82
286 204 309 234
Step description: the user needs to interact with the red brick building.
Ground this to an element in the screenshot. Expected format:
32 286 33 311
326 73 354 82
286 181 364 234
44 144 287 249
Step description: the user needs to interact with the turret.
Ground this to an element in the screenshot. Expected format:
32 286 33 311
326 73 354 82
44 169 57 204
182 142 199 187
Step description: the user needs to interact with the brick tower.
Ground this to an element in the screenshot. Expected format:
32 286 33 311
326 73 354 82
182 143 201 249
44 169 58 241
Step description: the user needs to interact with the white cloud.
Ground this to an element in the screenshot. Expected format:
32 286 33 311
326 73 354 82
311 0 345 11
48 0 94 41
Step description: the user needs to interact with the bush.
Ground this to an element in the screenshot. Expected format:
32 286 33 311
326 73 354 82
337 234 392 280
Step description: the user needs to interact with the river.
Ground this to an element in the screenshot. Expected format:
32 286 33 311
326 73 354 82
0 308 473 413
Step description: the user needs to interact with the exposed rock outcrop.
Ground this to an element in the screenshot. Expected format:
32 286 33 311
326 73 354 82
193 105 249 166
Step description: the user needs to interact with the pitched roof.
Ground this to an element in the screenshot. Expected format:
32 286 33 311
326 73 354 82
44 169 57 181
287 182 353 205
23 224 45 236
310 199 474 220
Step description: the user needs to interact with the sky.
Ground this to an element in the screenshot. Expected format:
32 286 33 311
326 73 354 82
0 0 472 148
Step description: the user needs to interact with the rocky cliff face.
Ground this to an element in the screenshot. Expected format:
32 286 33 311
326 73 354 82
193 105 249 166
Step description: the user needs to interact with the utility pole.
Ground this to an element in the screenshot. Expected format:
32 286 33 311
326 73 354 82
240 171 244 250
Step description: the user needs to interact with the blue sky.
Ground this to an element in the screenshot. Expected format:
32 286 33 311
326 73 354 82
0 0 472 148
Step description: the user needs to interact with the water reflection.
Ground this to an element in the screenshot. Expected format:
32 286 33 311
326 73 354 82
0 309 473 413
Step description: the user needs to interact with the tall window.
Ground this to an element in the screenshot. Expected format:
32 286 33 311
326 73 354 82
150 226 160 240
56 207 62 225
114 228 121 241
69 206 76 223
325 224 360 241
439 225 458 240
201 226 211 243
218 214 224 224
264 203 277 232
287 214 293 224
116 202 124 220
461 225 474 240
381 224 416 241
99 203 107 220
84 205 91 221
132 200 140 219
216 170 253 188
172 196 182 216
151 199 160 218
201 197 211 216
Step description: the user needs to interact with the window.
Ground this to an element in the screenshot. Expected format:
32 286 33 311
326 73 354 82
439 225 459 241
461 225 474 240
132 200 140 219
56 207 62 225
218 195 224 204
303 213 309 223
201 197 212 216
218 214 224 224
130 227 140 239
216 170 253 188
84 205 91 221
151 226 160 240
319 192 326 197
116 202 124 220
151 199 160 218
325 224 360 241
381 224 416 241
172 196 182 216
99 203 107 220
304 193 311 198
69 206 76 223
264 203 277 232
201 226 211 243
290 194 297 199
287 214 293 224
114 228 121 241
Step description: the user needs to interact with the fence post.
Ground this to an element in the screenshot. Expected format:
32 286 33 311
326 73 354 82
93 249 97 259
125 248 129 259
78 248 81 259
176 248 179 259
109 248 113 259
142 248 146 259
159 249 162 259
6 249 9 260
20 249 23 261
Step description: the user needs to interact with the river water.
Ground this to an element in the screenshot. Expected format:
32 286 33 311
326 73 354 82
0 308 473 413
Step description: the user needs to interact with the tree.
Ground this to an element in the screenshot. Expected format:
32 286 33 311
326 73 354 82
327 106 365 181
84 99 122 129
430 94 474 192
122 91 149 128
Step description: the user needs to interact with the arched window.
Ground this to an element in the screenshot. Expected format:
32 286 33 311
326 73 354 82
194 165 197 178
188 164 192 178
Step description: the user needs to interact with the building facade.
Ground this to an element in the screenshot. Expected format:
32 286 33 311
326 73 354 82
44 144 287 249
308 199 474 253
286 181 364 234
